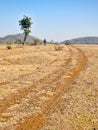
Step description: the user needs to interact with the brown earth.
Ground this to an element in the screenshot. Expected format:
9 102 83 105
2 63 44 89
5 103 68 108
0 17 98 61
0 44 98 130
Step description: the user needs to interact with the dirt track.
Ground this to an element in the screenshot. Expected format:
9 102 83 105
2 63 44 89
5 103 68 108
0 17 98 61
0 44 98 130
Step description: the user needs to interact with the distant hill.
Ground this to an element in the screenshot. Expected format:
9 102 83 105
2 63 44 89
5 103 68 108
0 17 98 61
0 34 41 44
1 35 98 44
62 37 98 44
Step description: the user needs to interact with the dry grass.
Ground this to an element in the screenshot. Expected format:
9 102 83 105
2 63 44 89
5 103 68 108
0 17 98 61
0 44 98 130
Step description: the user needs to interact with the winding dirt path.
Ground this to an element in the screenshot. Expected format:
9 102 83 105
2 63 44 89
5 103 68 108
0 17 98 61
15 46 86 130
0 45 86 130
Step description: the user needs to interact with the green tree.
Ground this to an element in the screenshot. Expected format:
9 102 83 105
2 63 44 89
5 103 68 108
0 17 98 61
19 15 32 45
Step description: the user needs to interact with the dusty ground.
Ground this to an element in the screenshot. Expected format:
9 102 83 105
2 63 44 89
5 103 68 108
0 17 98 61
0 44 98 130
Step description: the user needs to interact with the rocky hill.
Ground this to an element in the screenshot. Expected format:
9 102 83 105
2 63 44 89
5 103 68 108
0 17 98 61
0 34 40 44
62 37 98 44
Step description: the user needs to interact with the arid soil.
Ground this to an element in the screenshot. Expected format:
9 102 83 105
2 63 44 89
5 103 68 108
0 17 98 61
0 44 98 130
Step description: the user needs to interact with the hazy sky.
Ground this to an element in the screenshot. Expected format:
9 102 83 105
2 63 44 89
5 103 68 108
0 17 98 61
0 0 98 41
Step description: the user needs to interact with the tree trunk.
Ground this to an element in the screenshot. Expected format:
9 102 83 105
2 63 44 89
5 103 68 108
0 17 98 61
23 33 27 45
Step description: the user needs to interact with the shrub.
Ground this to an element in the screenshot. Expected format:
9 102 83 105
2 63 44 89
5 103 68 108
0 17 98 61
65 40 71 45
6 45 12 50
33 39 41 45
54 45 63 51
15 39 22 44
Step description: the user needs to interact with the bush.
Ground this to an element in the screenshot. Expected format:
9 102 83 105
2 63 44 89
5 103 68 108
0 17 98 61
15 39 22 44
54 45 63 51
65 40 71 45
33 39 41 45
6 45 12 50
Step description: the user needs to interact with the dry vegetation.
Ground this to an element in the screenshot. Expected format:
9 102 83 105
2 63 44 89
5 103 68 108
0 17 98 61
0 44 98 130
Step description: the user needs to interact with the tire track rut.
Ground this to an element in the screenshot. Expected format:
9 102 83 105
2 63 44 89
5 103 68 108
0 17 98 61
0 47 72 130
15 46 86 130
